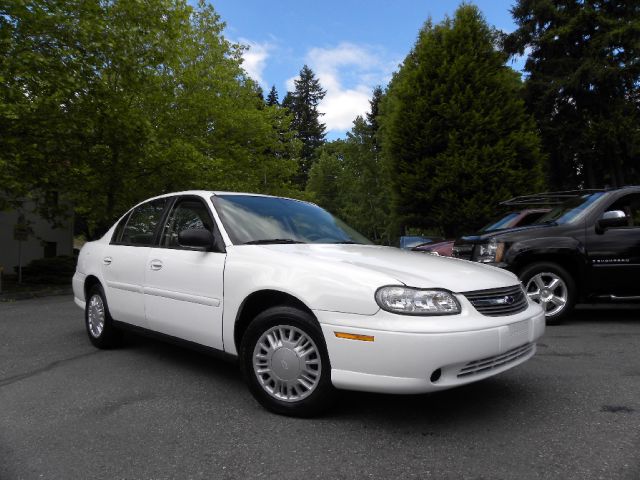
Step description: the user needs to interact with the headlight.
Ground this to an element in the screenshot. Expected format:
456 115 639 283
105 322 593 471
474 238 505 263
375 286 461 315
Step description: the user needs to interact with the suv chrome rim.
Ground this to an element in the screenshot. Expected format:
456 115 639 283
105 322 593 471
87 294 105 338
253 325 321 403
525 272 568 317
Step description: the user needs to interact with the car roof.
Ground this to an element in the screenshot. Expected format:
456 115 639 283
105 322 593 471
139 190 311 206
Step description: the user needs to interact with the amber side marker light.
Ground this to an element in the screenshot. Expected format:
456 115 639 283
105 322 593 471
334 332 374 342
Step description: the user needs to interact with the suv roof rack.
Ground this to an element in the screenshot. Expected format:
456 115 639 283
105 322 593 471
500 189 604 207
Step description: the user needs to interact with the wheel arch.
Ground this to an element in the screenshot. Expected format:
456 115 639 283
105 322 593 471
511 252 586 299
84 275 102 301
233 289 317 354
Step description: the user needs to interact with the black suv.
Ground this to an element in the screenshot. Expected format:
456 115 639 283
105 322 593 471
452 187 640 323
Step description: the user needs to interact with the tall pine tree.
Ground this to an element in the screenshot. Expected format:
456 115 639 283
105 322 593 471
266 85 279 106
505 0 640 188
381 4 545 237
283 65 326 186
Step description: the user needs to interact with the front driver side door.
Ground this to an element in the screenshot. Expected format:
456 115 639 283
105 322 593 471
586 193 640 297
144 196 226 349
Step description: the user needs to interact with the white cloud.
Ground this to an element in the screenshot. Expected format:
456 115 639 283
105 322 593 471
239 38 272 87
303 42 395 134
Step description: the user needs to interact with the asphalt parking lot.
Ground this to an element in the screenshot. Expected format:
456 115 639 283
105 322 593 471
1 296 639 479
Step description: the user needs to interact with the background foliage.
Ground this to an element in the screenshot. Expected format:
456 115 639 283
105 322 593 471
1 0 637 243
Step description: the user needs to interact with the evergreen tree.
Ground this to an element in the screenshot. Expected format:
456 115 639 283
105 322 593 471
281 92 293 111
381 4 545 238
266 85 279 106
284 65 327 186
505 0 640 188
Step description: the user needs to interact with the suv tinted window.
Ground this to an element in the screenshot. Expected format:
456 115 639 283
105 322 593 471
606 194 640 228
161 199 214 248
117 198 168 246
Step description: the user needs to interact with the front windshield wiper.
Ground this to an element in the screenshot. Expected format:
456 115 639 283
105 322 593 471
242 238 306 245
332 241 360 244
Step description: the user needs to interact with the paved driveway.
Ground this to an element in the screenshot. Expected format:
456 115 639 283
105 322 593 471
1 297 639 479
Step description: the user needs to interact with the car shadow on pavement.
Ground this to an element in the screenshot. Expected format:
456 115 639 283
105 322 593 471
120 331 244 386
329 377 531 425
568 304 640 324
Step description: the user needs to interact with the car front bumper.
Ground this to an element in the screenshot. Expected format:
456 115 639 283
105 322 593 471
316 302 545 394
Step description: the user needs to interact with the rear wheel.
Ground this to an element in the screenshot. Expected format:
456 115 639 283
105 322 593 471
519 262 576 325
240 306 337 417
85 284 122 348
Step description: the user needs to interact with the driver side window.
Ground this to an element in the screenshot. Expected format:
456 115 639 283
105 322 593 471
161 199 215 248
605 194 640 228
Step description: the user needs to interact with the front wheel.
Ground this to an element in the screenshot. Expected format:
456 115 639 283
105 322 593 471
240 306 337 417
519 262 576 325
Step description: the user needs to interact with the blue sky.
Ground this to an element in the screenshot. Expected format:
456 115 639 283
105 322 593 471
211 1 523 139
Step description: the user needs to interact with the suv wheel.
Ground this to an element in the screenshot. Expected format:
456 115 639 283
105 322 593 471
519 262 576 325
240 306 337 417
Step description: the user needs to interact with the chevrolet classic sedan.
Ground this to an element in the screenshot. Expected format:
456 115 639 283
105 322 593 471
73 191 545 416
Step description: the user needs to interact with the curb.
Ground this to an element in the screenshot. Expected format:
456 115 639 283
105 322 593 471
0 288 73 302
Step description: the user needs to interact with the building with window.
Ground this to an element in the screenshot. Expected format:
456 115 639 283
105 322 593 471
0 200 73 272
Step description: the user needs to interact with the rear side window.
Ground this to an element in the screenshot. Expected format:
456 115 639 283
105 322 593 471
160 199 214 248
113 198 168 246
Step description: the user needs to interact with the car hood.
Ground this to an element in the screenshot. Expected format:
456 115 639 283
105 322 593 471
459 223 555 243
252 244 519 293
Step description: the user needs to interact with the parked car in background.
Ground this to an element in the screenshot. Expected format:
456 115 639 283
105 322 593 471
73 191 545 417
452 187 640 323
413 209 550 257
399 235 445 249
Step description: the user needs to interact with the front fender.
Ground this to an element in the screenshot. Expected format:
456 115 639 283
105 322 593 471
221 247 395 355
505 237 588 274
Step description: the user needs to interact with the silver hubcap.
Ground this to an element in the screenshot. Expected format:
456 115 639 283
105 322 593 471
252 325 321 403
525 272 568 317
87 294 105 338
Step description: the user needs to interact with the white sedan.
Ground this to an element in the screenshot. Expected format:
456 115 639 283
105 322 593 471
73 191 545 416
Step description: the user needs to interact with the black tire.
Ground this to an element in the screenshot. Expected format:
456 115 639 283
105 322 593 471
85 284 122 349
240 306 337 417
518 262 576 325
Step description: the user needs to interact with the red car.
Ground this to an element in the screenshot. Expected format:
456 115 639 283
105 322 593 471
413 209 550 256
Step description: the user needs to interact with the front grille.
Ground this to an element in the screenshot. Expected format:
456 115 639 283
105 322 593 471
457 343 535 378
452 244 474 260
463 284 528 316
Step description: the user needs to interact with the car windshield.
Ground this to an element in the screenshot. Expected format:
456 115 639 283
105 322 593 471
212 195 373 245
535 192 605 225
480 212 520 232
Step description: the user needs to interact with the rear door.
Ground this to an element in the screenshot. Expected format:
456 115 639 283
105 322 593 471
586 193 640 297
101 197 169 327
144 196 226 349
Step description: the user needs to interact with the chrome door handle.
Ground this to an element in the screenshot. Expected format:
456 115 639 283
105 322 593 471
103 257 112 266
149 260 163 271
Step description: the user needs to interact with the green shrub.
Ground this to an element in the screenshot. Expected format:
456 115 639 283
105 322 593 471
18 255 76 284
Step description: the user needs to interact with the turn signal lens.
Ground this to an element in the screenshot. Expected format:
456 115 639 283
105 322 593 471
334 332 375 342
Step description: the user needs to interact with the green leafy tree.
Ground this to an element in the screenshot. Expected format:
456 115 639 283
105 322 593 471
0 0 299 236
283 65 326 186
307 87 392 243
381 4 545 237
505 0 640 188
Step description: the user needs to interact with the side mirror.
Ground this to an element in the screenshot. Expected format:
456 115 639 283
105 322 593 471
596 210 628 233
178 228 214 250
